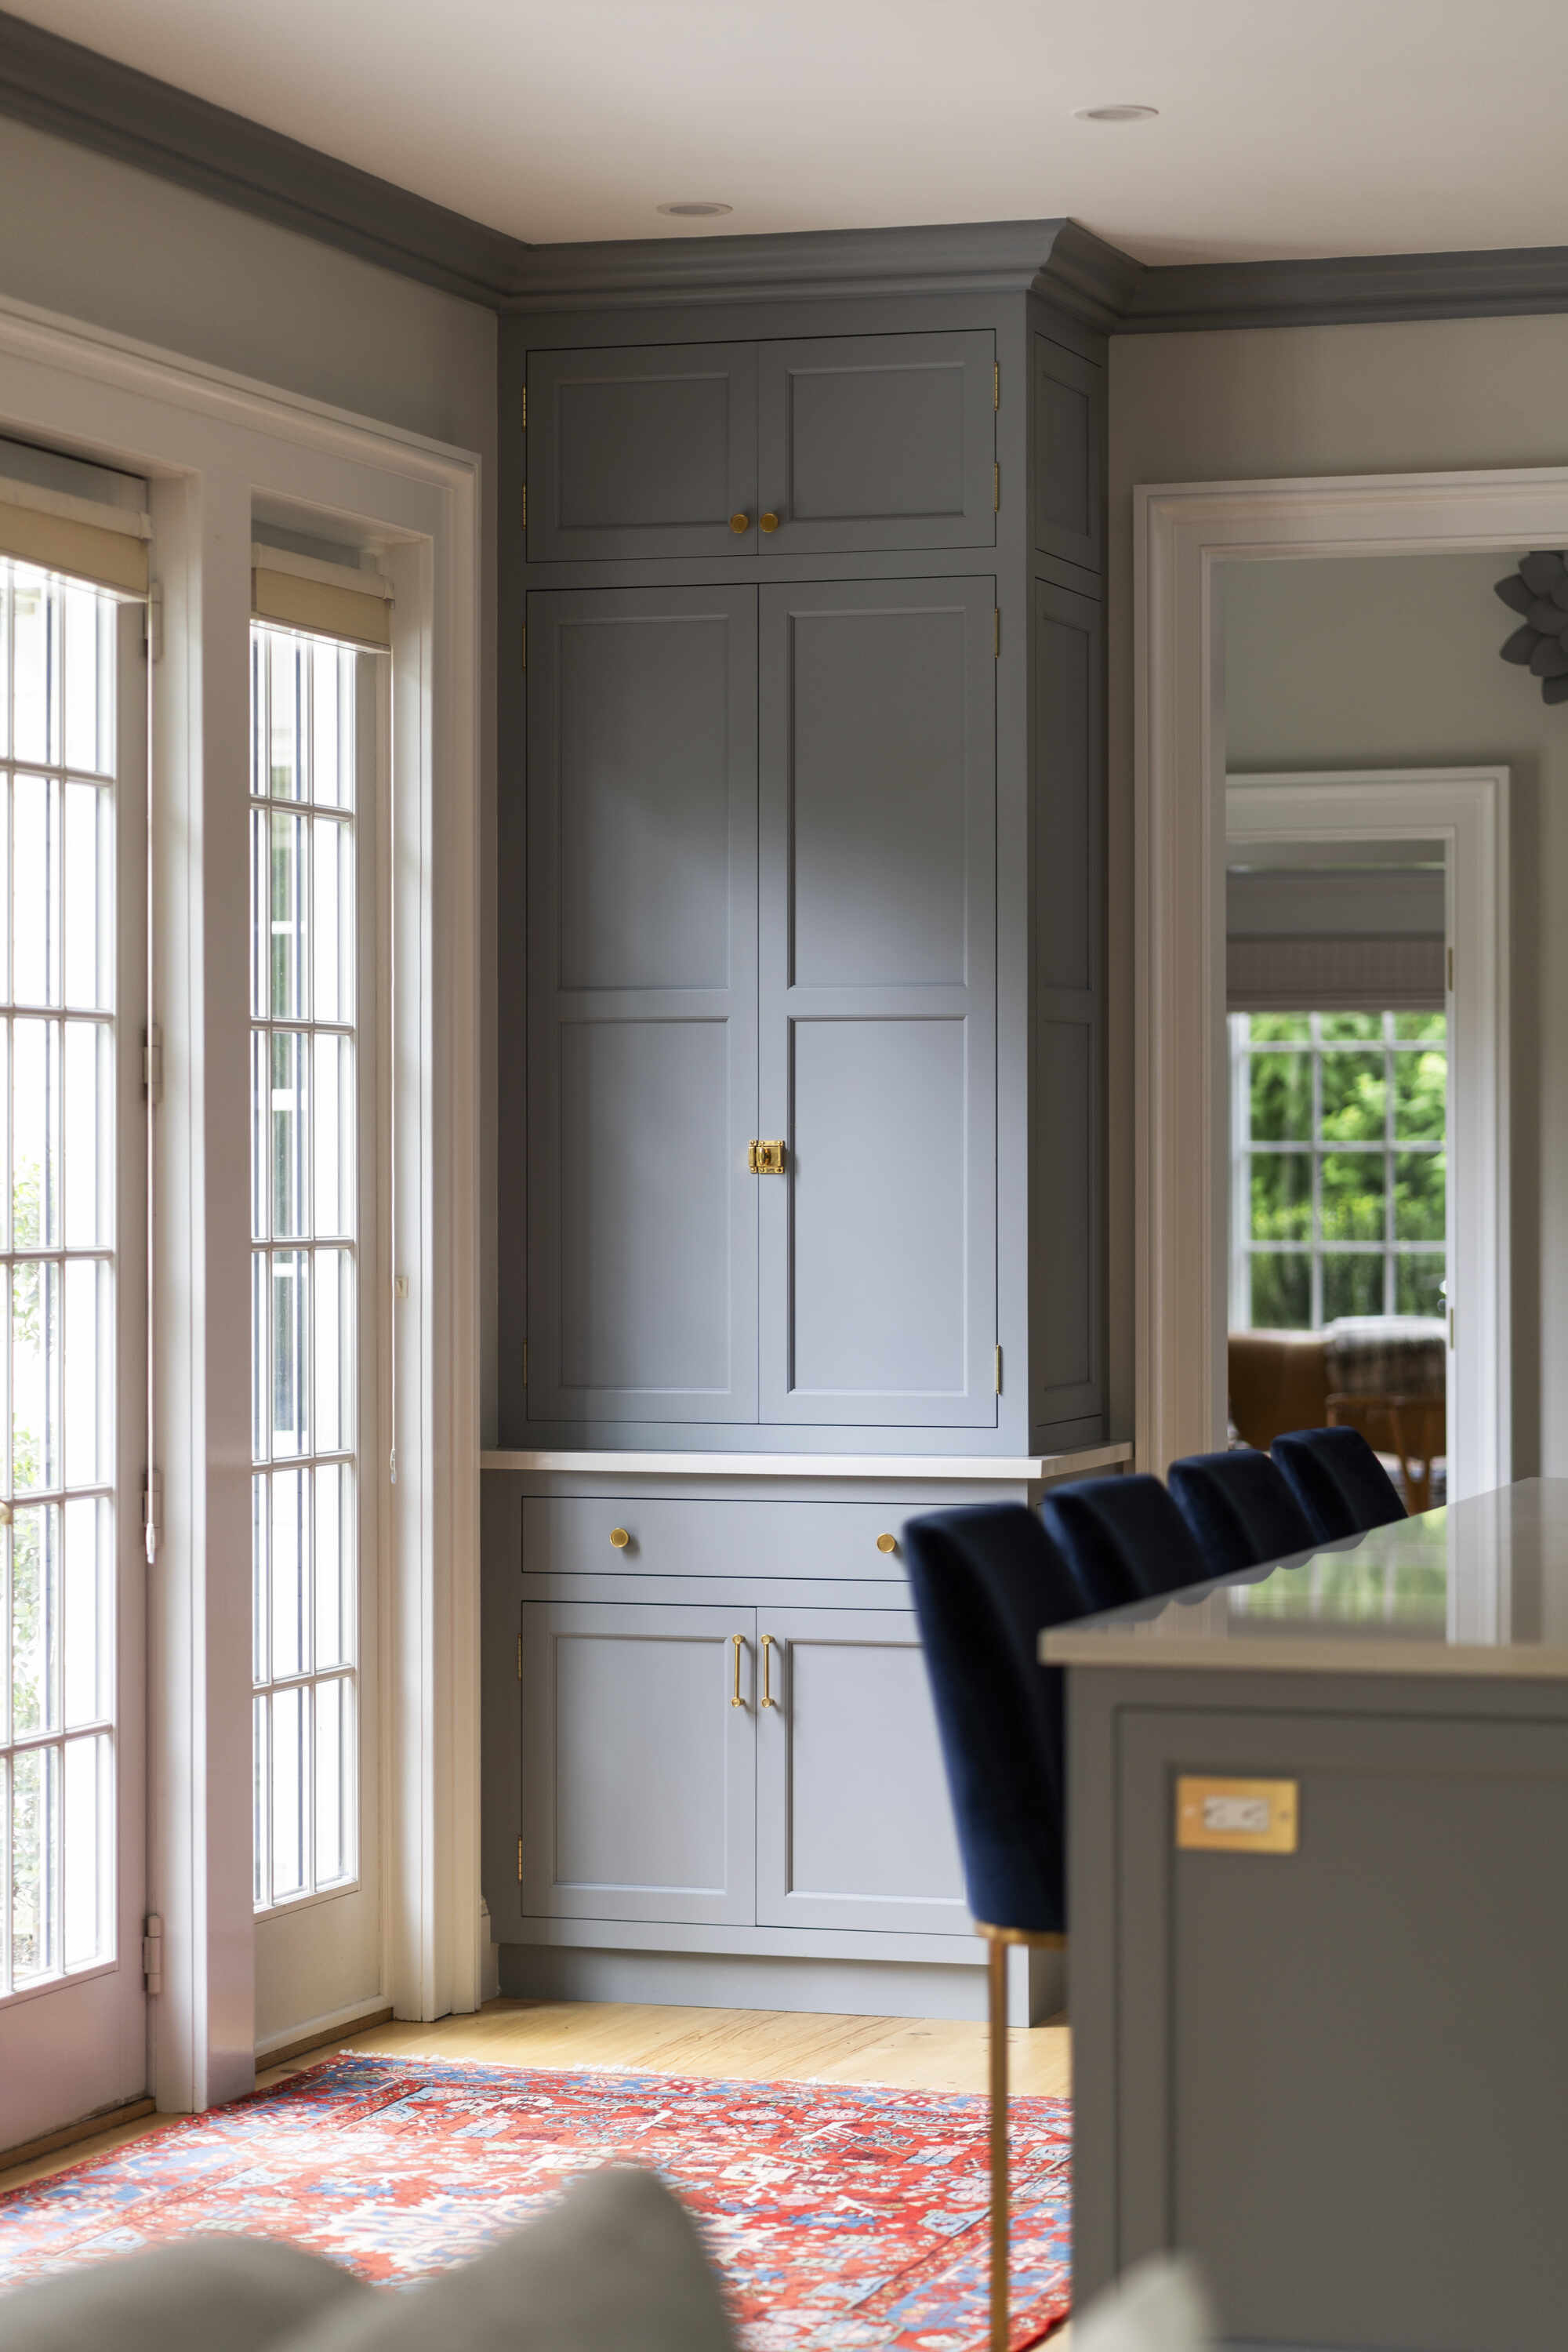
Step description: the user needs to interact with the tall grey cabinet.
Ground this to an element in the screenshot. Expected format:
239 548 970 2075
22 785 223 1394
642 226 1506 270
488 221 1117 2024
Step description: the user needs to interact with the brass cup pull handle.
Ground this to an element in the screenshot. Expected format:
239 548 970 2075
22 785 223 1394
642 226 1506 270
731 1632 746 1708
609 1526 631 1550
876 1532 897 1555
760 1632 778 1708
729 512 751 534
760 511 781 533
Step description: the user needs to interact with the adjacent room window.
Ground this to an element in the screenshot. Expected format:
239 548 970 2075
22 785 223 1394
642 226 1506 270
1 562 122 1994
250 624 363 1911
1229 1011 1447 1330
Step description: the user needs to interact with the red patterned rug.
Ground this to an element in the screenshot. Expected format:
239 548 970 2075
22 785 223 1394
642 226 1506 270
0 2056 1072 2350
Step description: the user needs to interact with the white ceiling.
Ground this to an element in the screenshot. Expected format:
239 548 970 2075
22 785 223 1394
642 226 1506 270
16 0 1568 263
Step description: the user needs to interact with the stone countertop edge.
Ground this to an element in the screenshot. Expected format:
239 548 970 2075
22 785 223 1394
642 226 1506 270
478 1441 1134 1479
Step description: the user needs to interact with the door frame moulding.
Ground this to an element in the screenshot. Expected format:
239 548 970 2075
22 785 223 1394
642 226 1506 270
1225 768 1509 1503
1133 466 1555 1480
0 287 482 2111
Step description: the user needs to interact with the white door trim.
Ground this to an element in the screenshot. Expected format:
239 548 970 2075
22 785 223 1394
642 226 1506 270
1225 770 1509 1501
0 290 482 2110
1134 466 1556 1482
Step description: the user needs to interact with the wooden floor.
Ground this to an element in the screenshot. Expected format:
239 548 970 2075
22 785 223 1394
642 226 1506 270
1 2000 1075 2336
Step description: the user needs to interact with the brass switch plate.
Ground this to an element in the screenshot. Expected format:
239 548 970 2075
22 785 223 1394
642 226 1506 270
1176 1775 1299 1855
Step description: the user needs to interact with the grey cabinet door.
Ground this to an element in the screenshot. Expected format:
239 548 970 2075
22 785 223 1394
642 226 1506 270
757 578 997 1427
521 1601 756 1925
757 332 996 554
527 587 759 1423
1032 335 1103 574
527 343 757 561
754 1608 969 1934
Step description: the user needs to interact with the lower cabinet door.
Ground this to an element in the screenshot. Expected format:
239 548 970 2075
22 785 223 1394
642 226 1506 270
754 1609 969 1935
521 1602 756 1926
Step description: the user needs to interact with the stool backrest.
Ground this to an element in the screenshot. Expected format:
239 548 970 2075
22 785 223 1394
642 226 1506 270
901 1504 1087 1936
1167 1447 1316 1575
1272 1425 1407 1541
1041 1473 1210 1605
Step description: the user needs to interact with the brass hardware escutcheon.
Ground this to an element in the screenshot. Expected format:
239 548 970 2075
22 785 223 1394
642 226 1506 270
729 512 751 534
760 511 781 533
731 1632 746 1708
748 1139 787 1174
1176 1775 1298 1855
760 1633 778 1708
609 1526 630 1550
876 1532 897 1555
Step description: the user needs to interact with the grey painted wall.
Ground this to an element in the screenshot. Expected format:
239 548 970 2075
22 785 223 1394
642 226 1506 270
0 114 502 1437
1109 315 1568 1476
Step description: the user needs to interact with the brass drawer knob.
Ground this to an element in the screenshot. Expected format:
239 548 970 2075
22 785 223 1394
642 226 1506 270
877 1532 897 1555
609 1526 631 1549
729 512 750 534
760 511 781 533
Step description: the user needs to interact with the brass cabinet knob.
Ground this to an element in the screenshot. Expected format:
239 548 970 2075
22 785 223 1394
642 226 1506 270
609 1526 631 1549
760 511 781 532
877 1532 897 1555
729 512 750 534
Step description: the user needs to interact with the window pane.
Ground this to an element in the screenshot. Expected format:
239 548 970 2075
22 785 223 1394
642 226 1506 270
61 1495 107 1728
13 1016 61 1247
1248 1013 1309 1044
310 642 354 813
265 632 302 804
1394 1047 1446 1141
11 1503 58 1736
311 817 354 1027
13 1258 60 1492
1319 1053 1385 1142
1249 1052 1312 1142
62 1255 110 1490
63 1019 113 1250
312 1034 354 1240
270 1686 306 1903
12 773 60 1007
10 1738 57 1980
267 1029 308 1242
1322 1254 1384 1322
1249 1253 1310 1328
1319 1012 1381 1043
270 1467 306 1684
314 1675 350 1886
63 590 112 781
1393 1149 1445 1243
1394 1011 1446 1044
61 1732 105 1969
12 571 58 770
268 812 307 1022
314 1462 350 1671
1396 1254 1446 1317
1250 1152 1311 1243
313 1248 352 1457
1320 1152 1386 1243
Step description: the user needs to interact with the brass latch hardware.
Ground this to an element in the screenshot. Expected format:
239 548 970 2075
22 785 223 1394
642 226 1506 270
748 1139 787 1174
760 1633 778 1708
1177 1776 1298 1854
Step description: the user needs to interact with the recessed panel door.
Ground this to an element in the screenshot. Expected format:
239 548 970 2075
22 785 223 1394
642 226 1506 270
754 1609 968 1934
757 332 996 554
527 343 758 561
758 578 997 1427
528 588 759 1424
521 1602 756 1926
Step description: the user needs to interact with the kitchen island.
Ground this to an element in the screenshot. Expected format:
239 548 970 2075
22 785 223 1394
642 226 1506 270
1044 1478 1568 2352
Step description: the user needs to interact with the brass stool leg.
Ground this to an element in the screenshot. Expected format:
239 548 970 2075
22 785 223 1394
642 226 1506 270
988 1933 1009 2352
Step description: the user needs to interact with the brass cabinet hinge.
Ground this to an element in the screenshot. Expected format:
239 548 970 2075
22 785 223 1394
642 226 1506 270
993 609 1000 659
521 481 527 529
517 1838 524 1883
517 1632 523 1681
993 361 1000 412
142 1024 163 1105
748 1139 787 1174
142 1913 164 1994
993 462 1000 512
521 384 527 429
995 1345 1003 1395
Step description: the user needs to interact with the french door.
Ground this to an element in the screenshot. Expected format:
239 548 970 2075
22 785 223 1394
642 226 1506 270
0 568 147 2151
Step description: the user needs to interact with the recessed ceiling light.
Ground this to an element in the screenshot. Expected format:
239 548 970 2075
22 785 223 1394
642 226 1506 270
657 201 734 217
1073 103 1159 122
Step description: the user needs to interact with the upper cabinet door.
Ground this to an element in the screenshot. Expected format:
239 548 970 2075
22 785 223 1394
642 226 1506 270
757 332 996 554
527 343 758 561
757 578 997 1428
1033 334 1103 574
528 586 760 1424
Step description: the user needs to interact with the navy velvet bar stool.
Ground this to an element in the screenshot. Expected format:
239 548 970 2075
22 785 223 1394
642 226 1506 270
901 1502 1087 2352
1041 1472 1210 1604
1272 1425 1407 1541
1167 1447 1316 1575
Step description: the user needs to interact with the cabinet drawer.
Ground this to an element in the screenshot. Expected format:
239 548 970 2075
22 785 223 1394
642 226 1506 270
523 1497 913 1581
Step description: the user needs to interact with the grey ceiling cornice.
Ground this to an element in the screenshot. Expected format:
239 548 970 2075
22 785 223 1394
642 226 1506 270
1122 243 1568 333
7 6 1568 337
0 5 524 303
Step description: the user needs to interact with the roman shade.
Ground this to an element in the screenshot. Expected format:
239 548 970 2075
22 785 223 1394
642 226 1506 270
251 544 393 650
1227 932 1446 1012
0 477 150 596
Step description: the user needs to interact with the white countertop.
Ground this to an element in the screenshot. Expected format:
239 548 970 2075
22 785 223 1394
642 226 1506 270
1041 1479 1568 1679
481 1442 1134 1481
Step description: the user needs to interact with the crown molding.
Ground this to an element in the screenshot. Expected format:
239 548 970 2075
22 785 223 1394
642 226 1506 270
0 5 523 303
1122 243 1568 333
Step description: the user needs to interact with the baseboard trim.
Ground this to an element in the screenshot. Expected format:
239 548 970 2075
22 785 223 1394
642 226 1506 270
499 1942 1062 2025
257 1999 395 2068
0 2094 156 2173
